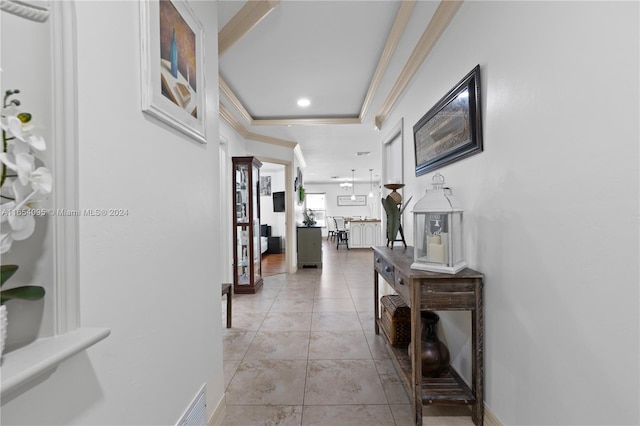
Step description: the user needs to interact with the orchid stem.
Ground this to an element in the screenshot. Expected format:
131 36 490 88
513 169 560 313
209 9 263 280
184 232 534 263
1 129 7 189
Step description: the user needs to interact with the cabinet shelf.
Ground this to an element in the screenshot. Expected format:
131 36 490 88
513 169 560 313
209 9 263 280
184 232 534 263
377 319 475 405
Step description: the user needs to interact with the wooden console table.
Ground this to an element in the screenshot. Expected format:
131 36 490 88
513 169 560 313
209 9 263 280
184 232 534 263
373 246 484 426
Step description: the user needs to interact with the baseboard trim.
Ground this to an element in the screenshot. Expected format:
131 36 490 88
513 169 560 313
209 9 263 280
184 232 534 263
484 403 503 426
208 394 226 426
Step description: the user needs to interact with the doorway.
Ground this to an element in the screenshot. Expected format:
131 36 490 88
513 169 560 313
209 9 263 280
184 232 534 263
258 159 292 276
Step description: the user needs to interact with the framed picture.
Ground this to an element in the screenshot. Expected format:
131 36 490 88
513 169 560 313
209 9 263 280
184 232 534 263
260 176 271 196
337 195 367 206
413 65 483 176
140 0 206 143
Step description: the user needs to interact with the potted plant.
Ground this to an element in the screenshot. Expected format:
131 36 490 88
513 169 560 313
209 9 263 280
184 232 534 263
302 209 316 227
0 90 50 355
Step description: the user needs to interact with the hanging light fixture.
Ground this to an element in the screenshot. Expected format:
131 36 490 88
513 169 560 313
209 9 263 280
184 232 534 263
351 169 356 200
368 169 374 198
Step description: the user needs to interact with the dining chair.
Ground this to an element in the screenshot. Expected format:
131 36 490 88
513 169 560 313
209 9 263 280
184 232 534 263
326 216 336 241
334 217 349 249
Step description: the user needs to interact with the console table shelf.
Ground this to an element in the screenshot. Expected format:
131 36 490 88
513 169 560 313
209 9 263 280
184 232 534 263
373 246 483 426
376 319 475 405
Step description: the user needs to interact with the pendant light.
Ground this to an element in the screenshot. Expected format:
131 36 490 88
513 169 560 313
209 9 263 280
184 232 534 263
368 169 374 198
351 169 356 200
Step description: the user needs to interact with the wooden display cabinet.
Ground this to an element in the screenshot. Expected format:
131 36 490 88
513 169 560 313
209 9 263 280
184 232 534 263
373 246 484 426
232 156 263 294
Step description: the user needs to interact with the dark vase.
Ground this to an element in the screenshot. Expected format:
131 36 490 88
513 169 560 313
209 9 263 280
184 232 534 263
419 311 450 377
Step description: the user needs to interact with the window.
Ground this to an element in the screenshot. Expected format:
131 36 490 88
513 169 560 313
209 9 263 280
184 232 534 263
306 193 326 227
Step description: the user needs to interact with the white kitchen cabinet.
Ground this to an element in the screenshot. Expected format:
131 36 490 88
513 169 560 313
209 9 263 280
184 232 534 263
348 220 382 249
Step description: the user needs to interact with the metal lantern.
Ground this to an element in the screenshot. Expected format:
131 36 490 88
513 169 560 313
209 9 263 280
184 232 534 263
411 173 466 274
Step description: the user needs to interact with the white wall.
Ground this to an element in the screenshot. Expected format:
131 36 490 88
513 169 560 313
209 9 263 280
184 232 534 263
383 1 639 424
1 1 225 424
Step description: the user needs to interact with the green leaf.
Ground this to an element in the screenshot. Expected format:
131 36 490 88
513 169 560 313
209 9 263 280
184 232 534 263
382 196 401 241
0 285 45 304
1 264 19 287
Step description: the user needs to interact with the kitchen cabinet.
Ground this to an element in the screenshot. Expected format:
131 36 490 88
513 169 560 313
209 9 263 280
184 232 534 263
297 226 322 268
349 219 382 249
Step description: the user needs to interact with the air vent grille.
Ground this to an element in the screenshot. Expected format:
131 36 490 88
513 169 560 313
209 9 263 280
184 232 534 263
178 386 206 426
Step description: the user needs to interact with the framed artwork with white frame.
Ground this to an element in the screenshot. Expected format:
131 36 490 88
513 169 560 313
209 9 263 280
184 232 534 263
337 195 367 206
140 0 206 143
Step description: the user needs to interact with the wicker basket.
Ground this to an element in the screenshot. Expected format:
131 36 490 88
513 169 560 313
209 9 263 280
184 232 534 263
380 295 411 346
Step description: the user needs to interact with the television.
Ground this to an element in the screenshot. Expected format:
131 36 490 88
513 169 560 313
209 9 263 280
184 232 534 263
273 191 285 212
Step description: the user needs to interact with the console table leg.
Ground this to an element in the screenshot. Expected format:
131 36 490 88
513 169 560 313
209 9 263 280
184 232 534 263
374 269 379 334
412 276 423 426
471 277 484 425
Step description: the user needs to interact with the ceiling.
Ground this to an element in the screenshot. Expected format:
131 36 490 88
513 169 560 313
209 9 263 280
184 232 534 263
217 1 458 185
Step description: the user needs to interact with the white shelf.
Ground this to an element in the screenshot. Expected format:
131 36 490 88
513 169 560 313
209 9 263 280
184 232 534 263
1 327 110 396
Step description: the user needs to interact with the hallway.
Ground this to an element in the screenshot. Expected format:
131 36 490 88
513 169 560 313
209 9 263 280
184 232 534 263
221 239 474 425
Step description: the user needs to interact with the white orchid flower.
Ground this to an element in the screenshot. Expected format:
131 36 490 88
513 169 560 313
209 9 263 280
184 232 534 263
1 112 46 152
0 200 36 254
0 152 52 195
0 232 13 254
0 93 51 259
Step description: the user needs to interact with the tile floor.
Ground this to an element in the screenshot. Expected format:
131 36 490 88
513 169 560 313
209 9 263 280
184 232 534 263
221 240 475 426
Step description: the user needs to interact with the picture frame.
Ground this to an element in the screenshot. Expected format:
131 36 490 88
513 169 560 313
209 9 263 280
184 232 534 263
413 65 483 176
140 0 206 143
260 176 271 196
337 195 367 206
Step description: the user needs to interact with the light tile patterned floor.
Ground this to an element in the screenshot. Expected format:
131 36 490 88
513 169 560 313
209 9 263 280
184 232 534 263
222 239 474 426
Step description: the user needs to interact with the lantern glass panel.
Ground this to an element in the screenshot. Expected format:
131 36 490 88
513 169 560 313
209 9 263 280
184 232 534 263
414 212 427 261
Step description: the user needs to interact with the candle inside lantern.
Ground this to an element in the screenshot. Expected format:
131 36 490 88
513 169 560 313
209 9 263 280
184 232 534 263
428 242 445 263
427 235 444 263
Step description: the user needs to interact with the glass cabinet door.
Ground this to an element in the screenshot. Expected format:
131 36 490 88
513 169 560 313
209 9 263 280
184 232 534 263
236 225 249 285
232 156 263 294
252 162 261 280
235 163 249 223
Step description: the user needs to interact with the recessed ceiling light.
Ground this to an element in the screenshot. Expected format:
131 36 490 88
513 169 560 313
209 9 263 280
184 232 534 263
297 98 311 107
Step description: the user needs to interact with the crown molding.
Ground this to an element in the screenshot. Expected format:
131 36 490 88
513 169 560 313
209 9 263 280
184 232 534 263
360 0 415 122
219 103 249 138
294 145 306 169
219 77 253 125
246 131 297 149
0 0 49 22
252 117 361 126
219 0 280 57
219 104 298 150
219 81 362 127
375 0 463 129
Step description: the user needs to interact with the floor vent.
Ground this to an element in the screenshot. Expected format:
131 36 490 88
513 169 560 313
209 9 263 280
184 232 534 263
178 385 206 426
